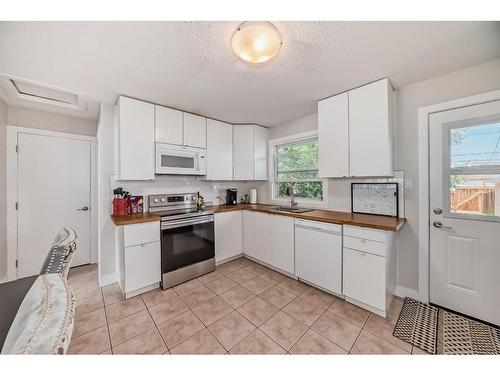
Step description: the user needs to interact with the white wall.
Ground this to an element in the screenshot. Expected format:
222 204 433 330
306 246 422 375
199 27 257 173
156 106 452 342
394 58 500 291
266 58 500 293
0 98 7 280
7 106 98 136
0 104 98 282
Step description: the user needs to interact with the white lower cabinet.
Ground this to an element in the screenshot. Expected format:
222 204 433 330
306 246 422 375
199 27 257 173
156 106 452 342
241 211 294 275
242 210 255 256
116 221 161 298
215 211 242 263
269 215 294 274
342 225 396 317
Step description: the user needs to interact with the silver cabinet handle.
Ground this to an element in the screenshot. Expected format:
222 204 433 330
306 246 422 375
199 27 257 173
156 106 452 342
77 206 89 211
433 221 452 230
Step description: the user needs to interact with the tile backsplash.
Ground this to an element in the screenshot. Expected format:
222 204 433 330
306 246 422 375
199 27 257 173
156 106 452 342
111 174 266 210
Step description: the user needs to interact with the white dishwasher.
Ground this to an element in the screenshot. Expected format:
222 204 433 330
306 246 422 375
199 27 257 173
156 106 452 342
295 219 342 295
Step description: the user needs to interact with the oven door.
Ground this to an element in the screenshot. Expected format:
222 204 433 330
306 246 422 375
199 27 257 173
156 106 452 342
161 215 215 274
155 143 206 175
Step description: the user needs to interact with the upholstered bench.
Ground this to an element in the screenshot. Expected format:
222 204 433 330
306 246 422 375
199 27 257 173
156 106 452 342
1 228 78 354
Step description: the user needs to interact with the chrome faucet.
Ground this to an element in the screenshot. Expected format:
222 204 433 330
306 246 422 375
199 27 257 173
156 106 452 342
286 185 298 208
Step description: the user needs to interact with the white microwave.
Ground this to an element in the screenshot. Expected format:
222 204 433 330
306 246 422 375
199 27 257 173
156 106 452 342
155 143 207 175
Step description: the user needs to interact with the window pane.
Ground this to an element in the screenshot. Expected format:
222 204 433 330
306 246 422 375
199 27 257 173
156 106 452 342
277 141 318 173
450 122 500 168
276 181 323 200
449 174 500 217
277 170 319 181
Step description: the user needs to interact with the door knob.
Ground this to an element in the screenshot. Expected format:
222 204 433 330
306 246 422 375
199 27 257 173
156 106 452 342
77 206 89 211
433 221 452 229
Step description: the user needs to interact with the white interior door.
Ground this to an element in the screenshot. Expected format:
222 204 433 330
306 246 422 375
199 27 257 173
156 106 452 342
429 100 500 325
17 132 91 278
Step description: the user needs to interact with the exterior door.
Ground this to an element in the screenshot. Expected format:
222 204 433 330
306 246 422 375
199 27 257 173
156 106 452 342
17 132 92 278
429 100 500 325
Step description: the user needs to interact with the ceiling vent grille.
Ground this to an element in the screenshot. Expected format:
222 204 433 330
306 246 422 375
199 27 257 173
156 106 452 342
0 74 86 111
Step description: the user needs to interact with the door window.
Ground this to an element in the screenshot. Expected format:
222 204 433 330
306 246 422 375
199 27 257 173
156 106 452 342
447 122 500 219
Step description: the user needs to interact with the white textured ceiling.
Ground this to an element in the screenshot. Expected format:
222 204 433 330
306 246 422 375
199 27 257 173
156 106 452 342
0 21 499 126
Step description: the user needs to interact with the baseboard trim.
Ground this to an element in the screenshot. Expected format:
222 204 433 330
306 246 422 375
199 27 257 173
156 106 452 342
99 272 118 287
395 286 420 300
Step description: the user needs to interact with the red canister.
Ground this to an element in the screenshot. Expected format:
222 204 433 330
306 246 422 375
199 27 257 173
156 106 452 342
113 198 127 216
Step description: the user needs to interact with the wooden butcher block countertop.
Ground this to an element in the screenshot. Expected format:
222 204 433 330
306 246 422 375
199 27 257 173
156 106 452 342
111 204 405 231
111 213 161 226
211 203 406 232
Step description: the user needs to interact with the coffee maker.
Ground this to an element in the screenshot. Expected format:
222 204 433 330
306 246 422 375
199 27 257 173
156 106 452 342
225 188 238 205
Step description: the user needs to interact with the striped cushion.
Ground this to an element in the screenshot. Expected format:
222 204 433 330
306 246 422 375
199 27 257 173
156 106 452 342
39 228 77 279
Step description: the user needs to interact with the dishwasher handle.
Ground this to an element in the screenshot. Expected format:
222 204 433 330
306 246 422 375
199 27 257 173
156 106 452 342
295 220 342 235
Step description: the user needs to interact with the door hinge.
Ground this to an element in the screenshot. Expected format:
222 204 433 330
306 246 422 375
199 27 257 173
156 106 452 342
15 260 18 268
15 202 18 210
15 144 19 153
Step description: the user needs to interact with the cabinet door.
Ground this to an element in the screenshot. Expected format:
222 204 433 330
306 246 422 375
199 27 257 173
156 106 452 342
318 92 349 177
254 126 268 180
124 241 161 294
117 96 155 180
252 212 272 262
215 211 242 262
233 126 255 180
343 247 385 311
183 113 207 148
349 79 393 177
269 215 294 274
242 210 255 256
206 119 233 180
155 105 183 145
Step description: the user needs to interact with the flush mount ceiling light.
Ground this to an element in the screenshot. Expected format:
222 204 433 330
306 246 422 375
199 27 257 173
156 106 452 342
231 21 282 64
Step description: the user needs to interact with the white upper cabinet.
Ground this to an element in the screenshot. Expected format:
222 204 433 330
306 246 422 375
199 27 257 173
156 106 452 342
183 113 207 149
318 92 349 178
206 119 233 180
115 96 155 180
155 105 183 145
254 125 268 180
233 126 255 180
318 78 394 178
349 79 394 177
233 125 268 181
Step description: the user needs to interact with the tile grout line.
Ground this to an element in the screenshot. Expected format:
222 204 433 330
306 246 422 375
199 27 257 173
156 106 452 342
348 312 371 354
141 294 171 354
286 295 337 354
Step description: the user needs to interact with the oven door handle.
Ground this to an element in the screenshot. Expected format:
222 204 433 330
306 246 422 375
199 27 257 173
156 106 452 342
161 216 214 230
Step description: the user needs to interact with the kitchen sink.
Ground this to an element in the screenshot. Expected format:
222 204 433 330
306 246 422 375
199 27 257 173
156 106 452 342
271 206 313 213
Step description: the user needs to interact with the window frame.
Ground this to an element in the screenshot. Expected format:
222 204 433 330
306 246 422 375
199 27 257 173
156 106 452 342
444 119 500 222
268 130 328 208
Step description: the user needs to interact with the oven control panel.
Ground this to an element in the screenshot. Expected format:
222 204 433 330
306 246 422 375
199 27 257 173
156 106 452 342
149 192 198 211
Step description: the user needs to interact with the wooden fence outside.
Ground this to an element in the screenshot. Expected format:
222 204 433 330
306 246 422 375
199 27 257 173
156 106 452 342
451 187 495 214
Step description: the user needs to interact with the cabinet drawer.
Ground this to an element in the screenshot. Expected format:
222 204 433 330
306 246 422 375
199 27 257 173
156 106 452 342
343 225 386 243
343 248 385 311
343 236 386 257
124 222 160 247
124 241 161 293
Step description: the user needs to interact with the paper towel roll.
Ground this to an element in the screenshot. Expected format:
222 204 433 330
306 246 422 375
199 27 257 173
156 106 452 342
249 189 257 204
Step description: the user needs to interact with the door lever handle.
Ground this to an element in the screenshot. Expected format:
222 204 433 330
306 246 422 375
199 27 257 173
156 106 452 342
433 221 452 230
77 206 89 211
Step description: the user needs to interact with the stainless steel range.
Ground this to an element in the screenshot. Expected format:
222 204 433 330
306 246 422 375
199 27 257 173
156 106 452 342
149 192 215 289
